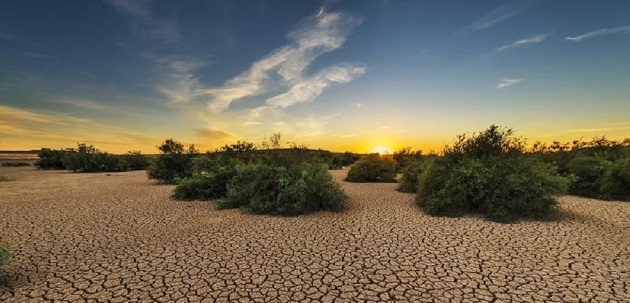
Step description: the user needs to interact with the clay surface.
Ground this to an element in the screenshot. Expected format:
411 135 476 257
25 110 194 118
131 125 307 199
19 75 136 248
1 166 629 302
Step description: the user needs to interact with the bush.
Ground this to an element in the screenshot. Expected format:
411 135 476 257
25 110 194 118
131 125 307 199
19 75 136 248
35 149 67 170
1 162 31 167
0 248 8 284
220 162 347 216
339 151 360 166
345 155 397 182
147 139 197 184
393 147 423 172
172 165 237 201
398 159 432 193
122 151 151 170
599 158 630 201
62 143 129 173
0 173 8 182
566 155 612 198
416 125 571 223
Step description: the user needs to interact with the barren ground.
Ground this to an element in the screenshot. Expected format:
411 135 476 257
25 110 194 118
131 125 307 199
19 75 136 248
0 166 629 302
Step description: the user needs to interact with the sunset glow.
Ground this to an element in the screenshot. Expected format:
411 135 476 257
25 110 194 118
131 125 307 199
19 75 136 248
369 146 393 155
0 2 628 153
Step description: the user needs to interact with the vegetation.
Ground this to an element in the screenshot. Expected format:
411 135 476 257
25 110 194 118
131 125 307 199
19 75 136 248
171 134 347 216
599 158 630 201
147 139 198 184
172 165 237 201
0 173 9 182
531 137 630 201
398 158 432 193
122 151 151 170
219 162 346 216
0 247 8 284
63 144 129 173
416 125 571 223
345 155 397 182
35 145 151 173
1 162 31 167
35 149 67 170
393 147 423 172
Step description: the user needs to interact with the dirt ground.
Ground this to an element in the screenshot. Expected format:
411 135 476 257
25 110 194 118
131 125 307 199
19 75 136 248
0 166 629 302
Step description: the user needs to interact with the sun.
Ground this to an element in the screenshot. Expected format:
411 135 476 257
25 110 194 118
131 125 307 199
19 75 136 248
369 145 392 155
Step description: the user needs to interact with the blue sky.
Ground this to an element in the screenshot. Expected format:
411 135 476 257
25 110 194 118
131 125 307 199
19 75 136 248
1 0 629 153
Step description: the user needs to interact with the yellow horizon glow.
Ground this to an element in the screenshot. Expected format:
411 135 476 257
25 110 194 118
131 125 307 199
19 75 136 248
368 145 393 155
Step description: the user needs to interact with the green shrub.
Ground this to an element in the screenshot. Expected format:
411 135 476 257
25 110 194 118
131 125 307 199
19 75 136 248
62 144 129 173
172 165 237 201
418 155 569 223
398 159 432 193
345 155 397 182
221 163 346 216
416 125 571 223
147 139 197 184
417 157 487 217
1 162 31 167
0 247 9 284
122 151 151 170
599 158 630 201
35 149 67 170
566 155 612 198
339 151 360 166
0 173 8 182
393 147 423 172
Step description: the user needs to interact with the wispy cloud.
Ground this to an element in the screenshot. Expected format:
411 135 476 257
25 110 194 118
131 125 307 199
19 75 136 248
561 123 630 134
146 55 211 104
293 113 341 137
497 34 546 51
195 9 364 113
22 51 58 60
0 105 89 125
0 104 158 151
197 128 233 140
461 0 539 34
0 32 27 43
565 25 630 42
266 63 365 107
104 0 181 45
339 134 358 138
496 78 524 89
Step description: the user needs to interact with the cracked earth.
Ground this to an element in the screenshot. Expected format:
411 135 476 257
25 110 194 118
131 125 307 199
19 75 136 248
0 166 629 302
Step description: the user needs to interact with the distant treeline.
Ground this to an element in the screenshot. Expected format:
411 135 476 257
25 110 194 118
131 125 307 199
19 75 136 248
35 144 150 172
34 140 360 175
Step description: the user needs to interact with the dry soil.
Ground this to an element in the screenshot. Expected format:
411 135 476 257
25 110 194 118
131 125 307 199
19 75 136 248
0 166 629 302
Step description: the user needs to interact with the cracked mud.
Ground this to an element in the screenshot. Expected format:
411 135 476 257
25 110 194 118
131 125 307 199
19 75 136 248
1 166 629 302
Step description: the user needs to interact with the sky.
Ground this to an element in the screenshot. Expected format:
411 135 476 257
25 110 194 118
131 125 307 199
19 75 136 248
1 0 629 154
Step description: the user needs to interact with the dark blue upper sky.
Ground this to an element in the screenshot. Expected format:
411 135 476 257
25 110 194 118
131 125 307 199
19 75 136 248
1 0 629 152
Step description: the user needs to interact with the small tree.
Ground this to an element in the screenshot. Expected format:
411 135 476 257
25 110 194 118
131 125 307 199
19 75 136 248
147 139 196 184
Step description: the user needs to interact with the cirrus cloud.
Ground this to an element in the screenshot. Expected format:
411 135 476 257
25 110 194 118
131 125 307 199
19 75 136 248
565 25 630 42
497 34 546 51
195 9 365 113
496 78 524 89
